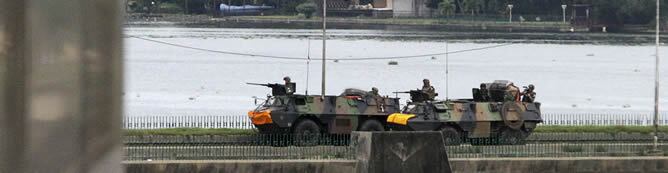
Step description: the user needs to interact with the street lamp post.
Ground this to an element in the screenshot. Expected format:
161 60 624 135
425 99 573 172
150 1 155 14
561 5 567 23
507 4 514 23
654 0 661 152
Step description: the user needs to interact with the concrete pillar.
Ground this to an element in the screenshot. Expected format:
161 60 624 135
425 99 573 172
0 0 123 172
352 132 452 173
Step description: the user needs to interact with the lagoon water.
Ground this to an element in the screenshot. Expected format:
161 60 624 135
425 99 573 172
124 27 668 117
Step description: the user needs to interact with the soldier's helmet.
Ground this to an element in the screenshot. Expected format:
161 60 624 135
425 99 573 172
372 87 378 92
528 84 535 90
283 76 291 82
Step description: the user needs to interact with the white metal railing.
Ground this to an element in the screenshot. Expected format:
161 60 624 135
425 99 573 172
122 112 668 129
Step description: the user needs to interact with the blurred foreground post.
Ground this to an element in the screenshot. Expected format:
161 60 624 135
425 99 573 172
0 0 123 172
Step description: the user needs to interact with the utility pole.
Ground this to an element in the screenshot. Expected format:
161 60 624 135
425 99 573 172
445 41 449 100
321 0 327 98
654 0 661 152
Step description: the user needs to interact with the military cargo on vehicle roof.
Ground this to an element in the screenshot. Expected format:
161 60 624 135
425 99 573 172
387 80 543 145
247 83 401 138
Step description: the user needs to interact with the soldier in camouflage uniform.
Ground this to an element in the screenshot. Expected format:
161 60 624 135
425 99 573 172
522 84 536 103
368 87 385 112
421 79 436 100
479 83 490 101
368 87 380 97
283 76 295 95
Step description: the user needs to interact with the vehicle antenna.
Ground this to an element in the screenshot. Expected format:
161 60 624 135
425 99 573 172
445 41 449 100
306 38 311 95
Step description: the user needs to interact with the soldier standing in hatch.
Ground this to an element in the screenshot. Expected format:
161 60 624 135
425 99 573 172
283 76 295 95
522 84 536 103
421 79 436 100
480 83 490 101
505 82 520 102
368 87 380 97
368 87 385 112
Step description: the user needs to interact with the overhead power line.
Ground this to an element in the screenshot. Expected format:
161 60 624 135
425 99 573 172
128 35 305 60
128 35 515 61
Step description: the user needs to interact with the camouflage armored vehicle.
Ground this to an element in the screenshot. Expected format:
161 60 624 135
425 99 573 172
247 83 401 139
387 80 543 145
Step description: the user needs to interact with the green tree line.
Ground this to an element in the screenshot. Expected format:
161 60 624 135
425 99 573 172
129 0 668 25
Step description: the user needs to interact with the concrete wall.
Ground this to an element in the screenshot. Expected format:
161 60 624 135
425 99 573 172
124 157 668 173
124 132 668 173
353 131 451 173
125 160 356 173
449 157 668 173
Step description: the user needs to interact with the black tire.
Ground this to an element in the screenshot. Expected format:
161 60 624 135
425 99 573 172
499 128 527 145
440 126 462 146
359 119 385 131
293 119 321 146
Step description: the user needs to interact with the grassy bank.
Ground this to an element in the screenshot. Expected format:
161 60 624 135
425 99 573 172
125 125 668 136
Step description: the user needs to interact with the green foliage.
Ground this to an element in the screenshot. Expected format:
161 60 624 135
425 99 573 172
594 146 608 152
588 0 665 25
462 0 481 15
156 2 184 13
125 128 256 136
174 0 211 14
438 0 455 16
561 145 584 152
296 2 317 19
278 0 309 14
426 0 442 9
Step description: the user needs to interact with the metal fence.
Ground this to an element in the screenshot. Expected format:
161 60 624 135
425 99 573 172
446 142 667 158
122 133 668 161
124 134 353 160
123 115 254 129
541 112 668 126
123 112 668 129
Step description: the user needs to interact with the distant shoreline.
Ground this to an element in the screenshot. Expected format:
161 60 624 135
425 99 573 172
124 14 668 45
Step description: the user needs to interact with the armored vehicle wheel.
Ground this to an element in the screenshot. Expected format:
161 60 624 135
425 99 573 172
440 126 462 146
499 128 527 145
293 119 321 146
359 119 385 131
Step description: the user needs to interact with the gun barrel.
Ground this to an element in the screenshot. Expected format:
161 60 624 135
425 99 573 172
246 82 268 86
392 91 411 94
